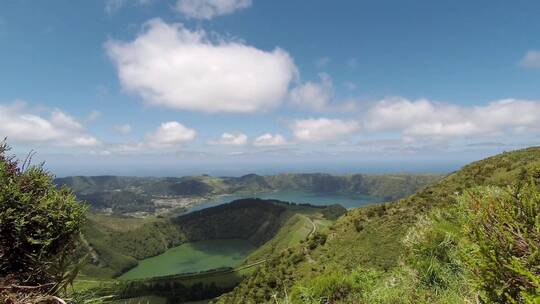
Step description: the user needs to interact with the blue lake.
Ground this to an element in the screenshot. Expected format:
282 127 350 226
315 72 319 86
188 191 382 213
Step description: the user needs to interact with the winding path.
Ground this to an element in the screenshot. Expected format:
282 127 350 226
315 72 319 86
302 215 317 238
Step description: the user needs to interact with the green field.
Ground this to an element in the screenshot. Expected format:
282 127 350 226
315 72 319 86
118 239 256 280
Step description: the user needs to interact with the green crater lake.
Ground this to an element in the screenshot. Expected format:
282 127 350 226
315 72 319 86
119 239 256 280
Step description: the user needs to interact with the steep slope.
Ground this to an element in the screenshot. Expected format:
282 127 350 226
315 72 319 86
174 199 287 245
81 215 184 278
216 147 540 303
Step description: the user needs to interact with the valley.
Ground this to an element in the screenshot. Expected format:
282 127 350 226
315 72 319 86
2 143 539 304
47 149 540 303
82 148 539 304
65 172 442 302
75 198 345 303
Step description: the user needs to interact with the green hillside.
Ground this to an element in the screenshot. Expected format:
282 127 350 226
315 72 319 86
81 215 184 278
264 173 441 200
215 147 540 303
5 143 539 304
79 199 346 279
173 199 288 245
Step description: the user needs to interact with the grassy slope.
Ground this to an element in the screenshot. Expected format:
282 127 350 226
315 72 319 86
215 147 540 303
80 200 345 279
173 199 289 246
81 215 184 278
244 210 332 264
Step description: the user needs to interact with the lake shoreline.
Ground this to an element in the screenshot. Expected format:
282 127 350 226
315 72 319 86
186 190 384 214
118 239 257 280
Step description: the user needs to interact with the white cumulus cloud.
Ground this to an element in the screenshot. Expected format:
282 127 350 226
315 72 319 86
290 118 360 142
105 18 296 113
175 0 252 19
0 102 100 147
290 73 333 111
210 132 248 146
253 133 287 146
146 121 196 147
289 73 358 112
365 97 540 139
519 50 540 69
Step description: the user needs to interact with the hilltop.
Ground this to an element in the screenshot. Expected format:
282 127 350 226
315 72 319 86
215 147 540 303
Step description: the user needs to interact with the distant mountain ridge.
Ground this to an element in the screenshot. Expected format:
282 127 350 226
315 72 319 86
55 173 442 214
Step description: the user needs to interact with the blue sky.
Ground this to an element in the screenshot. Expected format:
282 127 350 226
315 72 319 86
1 0 539 176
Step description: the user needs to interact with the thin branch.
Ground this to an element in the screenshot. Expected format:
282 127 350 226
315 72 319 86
21 149 36 172
0 282 55 290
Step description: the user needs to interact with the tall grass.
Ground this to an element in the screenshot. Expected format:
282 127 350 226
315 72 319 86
276 175 539 304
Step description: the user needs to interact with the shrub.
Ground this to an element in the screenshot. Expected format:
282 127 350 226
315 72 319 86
0 142 87 292
457 180 540 303
404 177 540 303
353 218 364 232
306 232 327 250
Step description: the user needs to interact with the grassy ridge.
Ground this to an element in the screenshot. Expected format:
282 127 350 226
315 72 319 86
215 147 540 303
173 199 289 246
244 212 331 265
